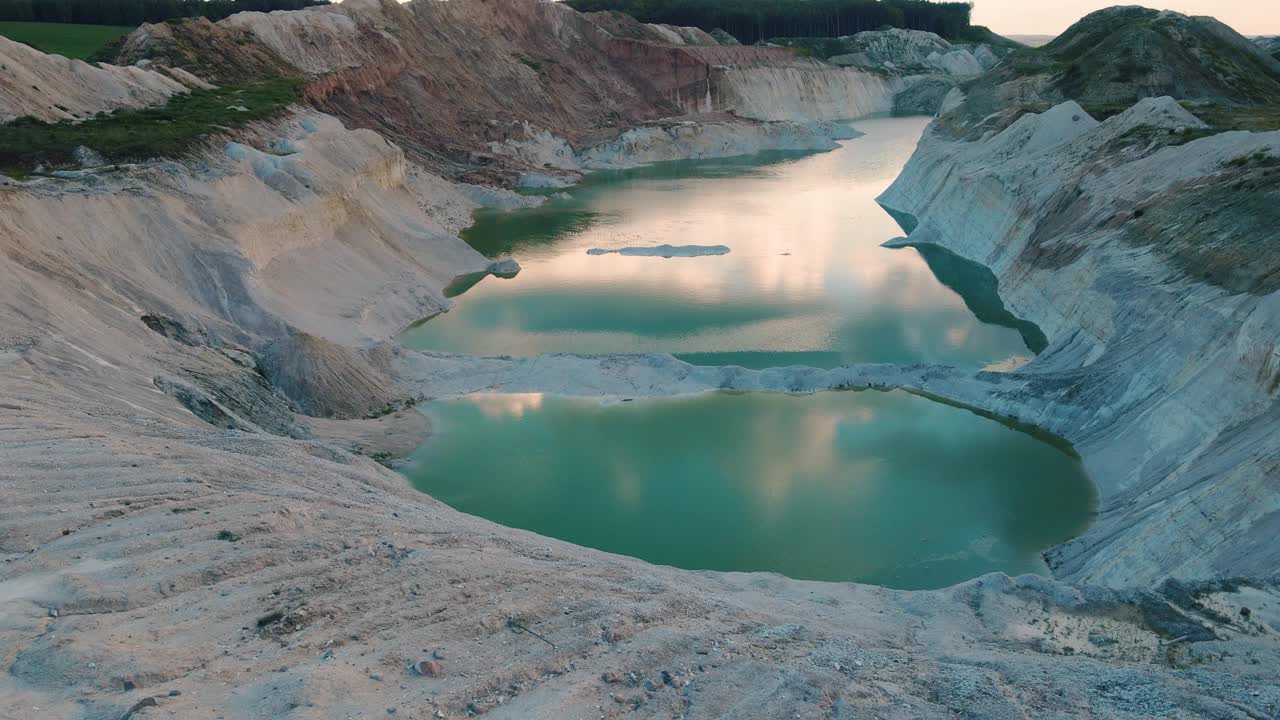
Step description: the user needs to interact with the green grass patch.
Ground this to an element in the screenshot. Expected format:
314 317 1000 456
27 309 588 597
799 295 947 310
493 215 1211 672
0 21 133 60
1185 103 1280 133
0 78 302 175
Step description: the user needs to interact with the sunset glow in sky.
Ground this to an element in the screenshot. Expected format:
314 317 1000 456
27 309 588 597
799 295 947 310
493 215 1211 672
971 0 1280 37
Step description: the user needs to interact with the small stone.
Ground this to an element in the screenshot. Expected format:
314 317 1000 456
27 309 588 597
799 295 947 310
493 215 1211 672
410 660 445 677
370 673 383 682
661 671 674 686
47 608 58 618
487 258 521 279
1088 631 1118 647
386 709 397 715
123 679 137 691
168 690 181 697
433 649 446 660
643 679 659 692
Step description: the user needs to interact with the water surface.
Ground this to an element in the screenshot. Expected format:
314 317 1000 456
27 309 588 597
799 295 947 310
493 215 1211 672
404 391 1095 590
401 116 1035 369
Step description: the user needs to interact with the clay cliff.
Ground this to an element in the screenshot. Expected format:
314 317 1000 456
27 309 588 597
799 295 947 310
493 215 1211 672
119 0 897 182
877 8 1280 587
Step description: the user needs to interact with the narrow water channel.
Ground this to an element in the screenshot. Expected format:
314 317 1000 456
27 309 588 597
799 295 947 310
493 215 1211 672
401 117 1035 369
400 116 1096 590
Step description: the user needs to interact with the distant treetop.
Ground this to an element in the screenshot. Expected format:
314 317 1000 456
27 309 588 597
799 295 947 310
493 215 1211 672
0 0 330 27
566 0 975 44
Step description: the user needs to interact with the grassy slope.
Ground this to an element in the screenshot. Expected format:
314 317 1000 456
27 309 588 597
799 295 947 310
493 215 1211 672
950 8 1280 134
0 79 302 176
0 21 133 60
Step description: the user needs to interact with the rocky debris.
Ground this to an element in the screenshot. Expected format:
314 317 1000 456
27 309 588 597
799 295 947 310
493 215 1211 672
583 11 715 46
118 697 159 720
256 331 403 420
72 145 107 169
760 28 1012 116
893 77 958 115
1259 36 1280 61
410 660 445 678
141 313 208 347
153 376 259 432
772 28 1003 77
710 29 740 47
486 258 521 278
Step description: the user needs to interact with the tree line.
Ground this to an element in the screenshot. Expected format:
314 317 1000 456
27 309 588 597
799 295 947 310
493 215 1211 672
566 0 974 43
0 0 328 26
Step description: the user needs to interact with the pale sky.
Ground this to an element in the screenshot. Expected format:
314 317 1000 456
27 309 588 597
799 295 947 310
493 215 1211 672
972 0 1279 37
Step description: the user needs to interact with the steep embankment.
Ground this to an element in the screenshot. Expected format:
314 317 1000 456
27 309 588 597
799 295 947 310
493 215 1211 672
0 34 202 122
119 0 897 182
763 28 1014 115
879 9 1280 587
1261 36 1280 61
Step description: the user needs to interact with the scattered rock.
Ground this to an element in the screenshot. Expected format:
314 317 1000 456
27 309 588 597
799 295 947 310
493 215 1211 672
119 697 158 720
601 671 623 684
256 610 284 628
487 258 521 278
72 145 106 168
710 28 740 46
1088 631 1118 647
409 659 445 677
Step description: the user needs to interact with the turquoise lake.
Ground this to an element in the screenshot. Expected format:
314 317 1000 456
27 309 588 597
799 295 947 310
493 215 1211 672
401 116 1040 369
404 392 1095 589
400 117 1093 589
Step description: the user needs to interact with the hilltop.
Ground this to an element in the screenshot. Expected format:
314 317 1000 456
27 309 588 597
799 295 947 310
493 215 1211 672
946 6 1280 133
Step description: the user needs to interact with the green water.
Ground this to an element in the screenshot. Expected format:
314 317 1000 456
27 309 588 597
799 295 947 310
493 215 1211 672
400 116 1036 370
404 391 1095 590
